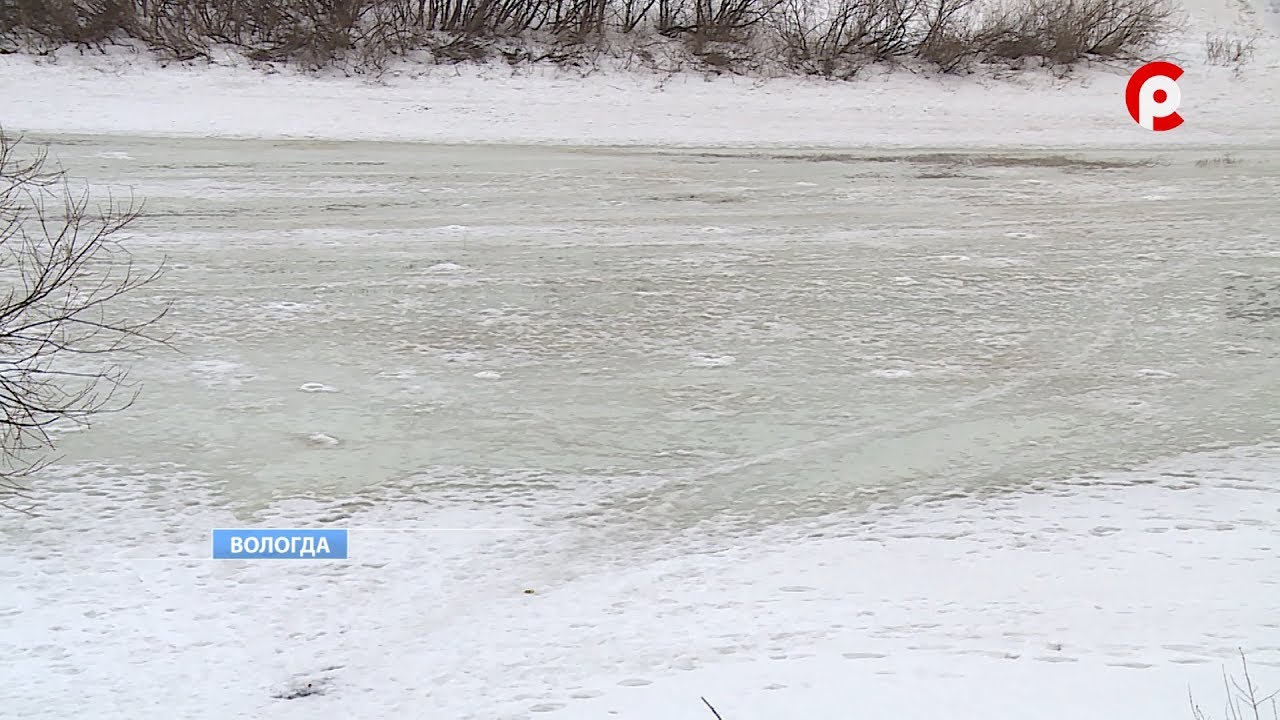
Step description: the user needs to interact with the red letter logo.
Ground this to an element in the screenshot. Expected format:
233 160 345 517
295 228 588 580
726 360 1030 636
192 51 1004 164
1126 61 1184 132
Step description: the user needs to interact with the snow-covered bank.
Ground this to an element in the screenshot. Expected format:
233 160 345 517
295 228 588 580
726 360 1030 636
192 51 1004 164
1 28 1278 149
1 445 1277 719
0 0 1276 147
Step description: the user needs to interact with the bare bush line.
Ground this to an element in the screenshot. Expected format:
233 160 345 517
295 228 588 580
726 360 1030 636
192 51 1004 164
1204 31 1254 67
0 0 1171 72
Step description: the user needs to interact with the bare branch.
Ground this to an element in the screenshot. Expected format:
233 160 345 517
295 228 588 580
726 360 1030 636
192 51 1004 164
0 128 171 505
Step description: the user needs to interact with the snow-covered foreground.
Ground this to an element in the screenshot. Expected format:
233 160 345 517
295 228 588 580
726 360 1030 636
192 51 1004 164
0 136 1276 719
2 447 1278 719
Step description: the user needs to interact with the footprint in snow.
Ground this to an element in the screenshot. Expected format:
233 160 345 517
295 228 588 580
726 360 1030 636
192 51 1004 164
272 678 330 700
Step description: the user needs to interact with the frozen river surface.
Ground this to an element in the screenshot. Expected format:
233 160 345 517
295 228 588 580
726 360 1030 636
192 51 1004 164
2 137 1279 720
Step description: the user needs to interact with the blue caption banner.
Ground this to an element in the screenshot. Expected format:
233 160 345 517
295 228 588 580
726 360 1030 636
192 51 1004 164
211 528 348 559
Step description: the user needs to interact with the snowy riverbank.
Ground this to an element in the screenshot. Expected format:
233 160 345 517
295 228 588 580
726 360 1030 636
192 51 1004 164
1 24 1279 150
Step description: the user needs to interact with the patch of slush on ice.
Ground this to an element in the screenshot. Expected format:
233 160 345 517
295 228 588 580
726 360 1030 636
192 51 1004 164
690 354 736 367
473 370 503 380
253 301 320 325
189 358 256 388
440 350 486 364
642 251 752 267
305 432 340 447
869 368 915 378
262 301 312 312
298 382 340 393
92 150 133 160
426 261 467 272
972 256 1034 268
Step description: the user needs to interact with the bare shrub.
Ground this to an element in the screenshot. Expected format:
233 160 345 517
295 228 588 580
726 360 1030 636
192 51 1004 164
650 0 686 33
418 0 547 35
775 0 920 76
916 0 978 71
136 0 436 68
683 28 757 71
693 0 782 39
1189 651 1279 720
348 1 429 70
548 0 610 39
773 0 1165 75
0 0 137 48
0 0 1175 70
429 32 489 61
979 0 1170 65
613 0 658 31
0 130 170 511
264 0 369 67
651 0 781 39
134 0 210 60
1204 32 1254 67
134 0 360 66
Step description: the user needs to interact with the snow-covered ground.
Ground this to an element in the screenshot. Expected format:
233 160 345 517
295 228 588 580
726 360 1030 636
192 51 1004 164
0 0 1278 149
0 47 1276 149
1 0 1279 717
3 446 1279 720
